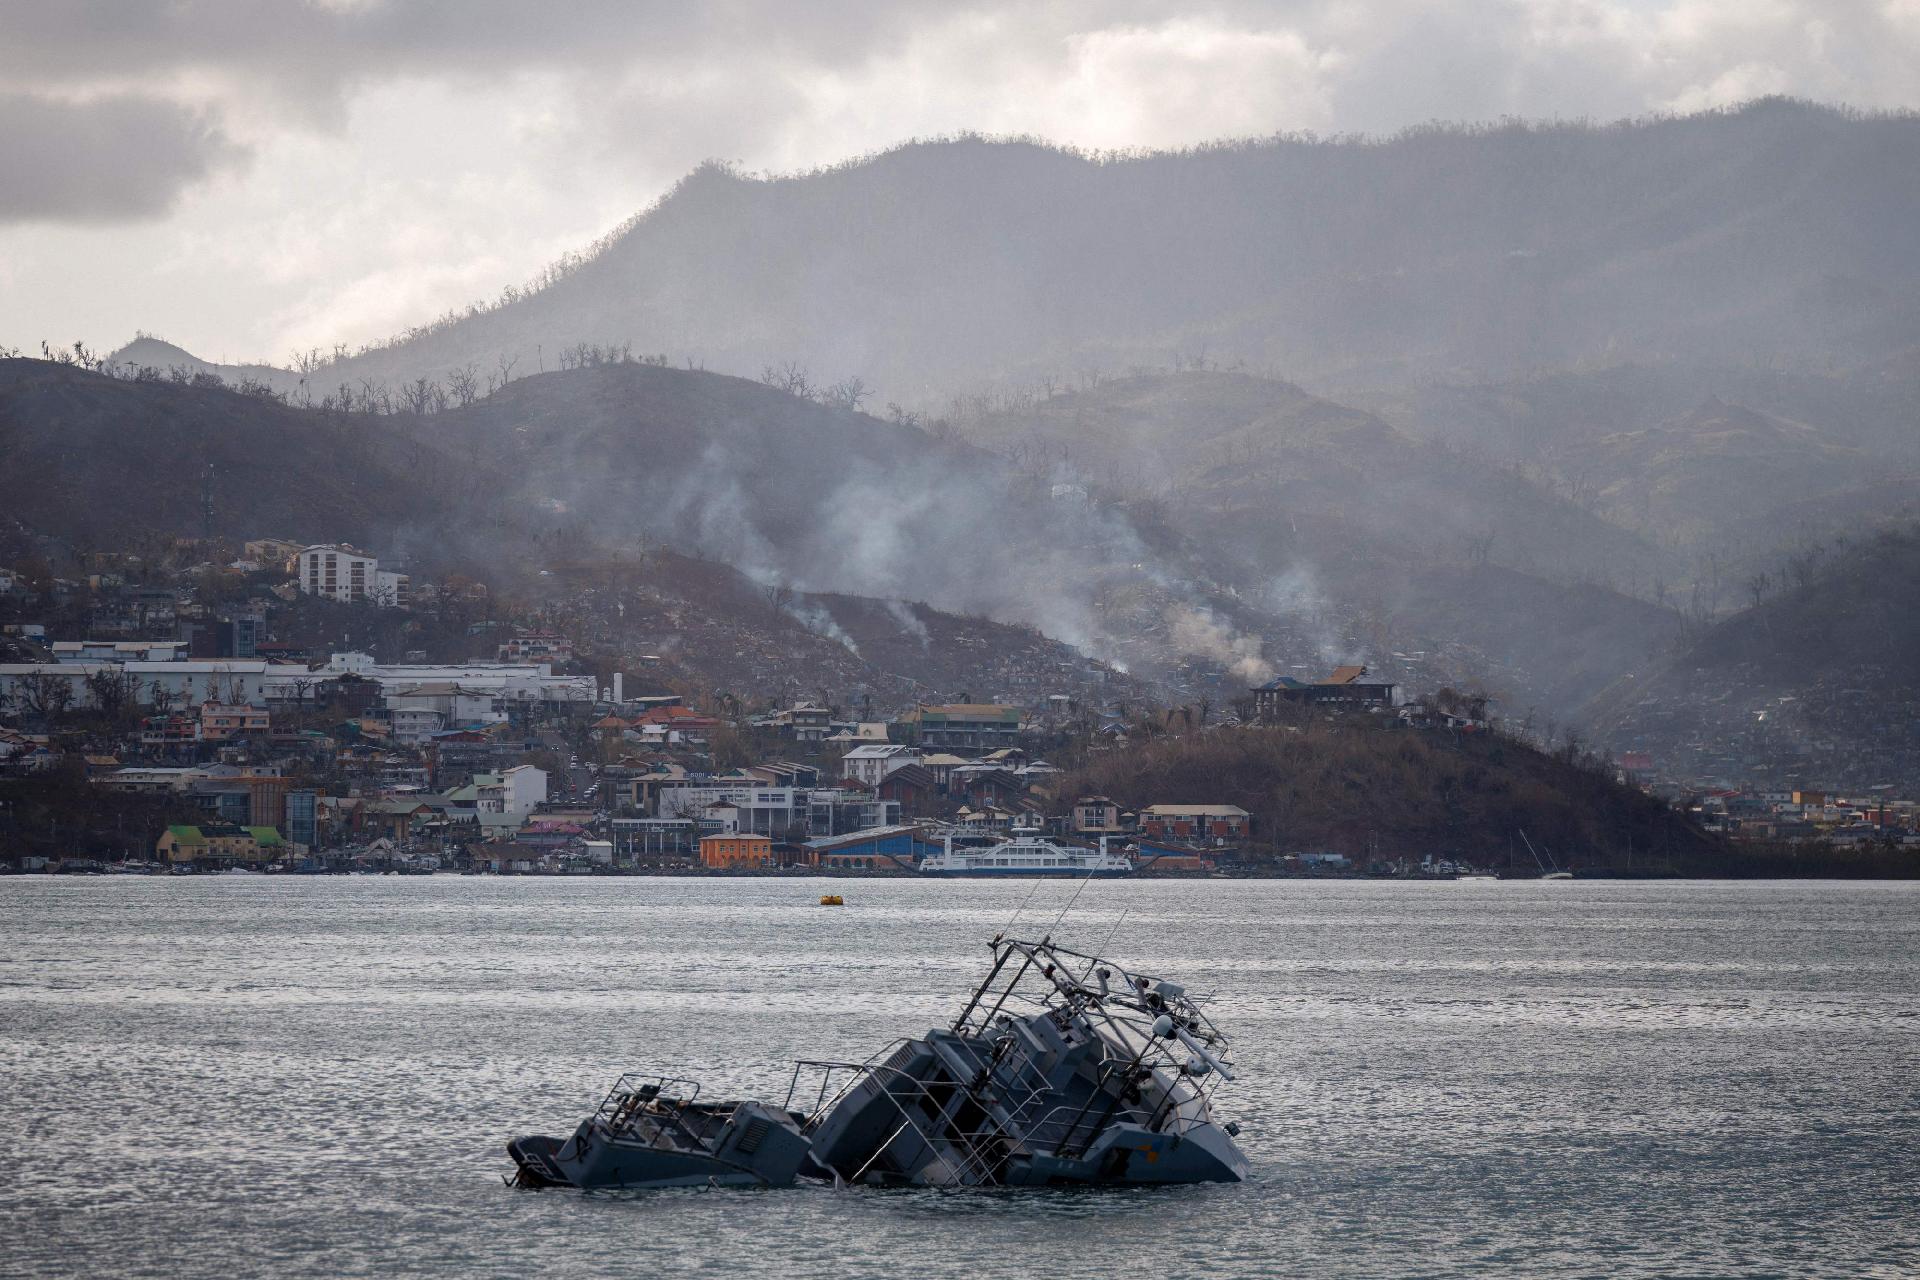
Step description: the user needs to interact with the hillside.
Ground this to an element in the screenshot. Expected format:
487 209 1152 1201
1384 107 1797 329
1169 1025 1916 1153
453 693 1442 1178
1587 527 1920 787
117 100 1920 403
962 370 1683 711
1061 724 1721 872
0 358 1149 705
1 357 1694 717
1384 365 1920 563
0 355 462 555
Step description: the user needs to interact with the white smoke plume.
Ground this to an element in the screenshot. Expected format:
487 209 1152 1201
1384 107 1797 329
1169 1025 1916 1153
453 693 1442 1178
1165 603 1273 684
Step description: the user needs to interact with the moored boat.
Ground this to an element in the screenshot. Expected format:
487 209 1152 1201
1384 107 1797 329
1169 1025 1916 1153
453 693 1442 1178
919 831 1133 877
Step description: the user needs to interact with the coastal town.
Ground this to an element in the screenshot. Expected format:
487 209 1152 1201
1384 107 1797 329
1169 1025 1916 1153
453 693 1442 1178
2 537 1914 876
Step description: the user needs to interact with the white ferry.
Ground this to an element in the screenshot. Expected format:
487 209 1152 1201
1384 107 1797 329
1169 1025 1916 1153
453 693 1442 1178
920 831 1134 878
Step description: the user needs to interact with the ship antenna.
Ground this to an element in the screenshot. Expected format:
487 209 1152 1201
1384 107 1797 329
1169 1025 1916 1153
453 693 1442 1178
996 876 1044 942
1043 867 1098 941
1080 908 1129 981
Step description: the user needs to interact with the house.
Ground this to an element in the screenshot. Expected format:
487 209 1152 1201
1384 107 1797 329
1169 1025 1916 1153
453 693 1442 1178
156 823 278 865
951 768 1032 810
952 805 1020 834
1139 804 1251 841
876 763 938 817
823 722 891 745
1071 795 1127 836
841 743 921 787
1253 665 1396 719
362 798 431 841
759 703 833 742
699 833 775 870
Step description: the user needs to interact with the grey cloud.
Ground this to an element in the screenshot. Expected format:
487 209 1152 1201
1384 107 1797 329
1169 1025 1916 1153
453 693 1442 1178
0 93 247 222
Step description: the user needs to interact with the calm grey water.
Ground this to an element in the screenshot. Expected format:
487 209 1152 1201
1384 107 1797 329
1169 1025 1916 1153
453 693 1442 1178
1 877 1915 1279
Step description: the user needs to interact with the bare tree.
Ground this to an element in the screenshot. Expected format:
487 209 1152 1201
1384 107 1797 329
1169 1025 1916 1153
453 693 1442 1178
447 363 480 408
760 361 815 401
17 670 74 722
84 668 141 725
822 376 870 412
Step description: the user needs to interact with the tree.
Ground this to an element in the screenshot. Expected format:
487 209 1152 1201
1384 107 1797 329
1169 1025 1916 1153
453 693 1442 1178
84 668 141 725
447 363 480 408
16 670 73 723
822 376 870 412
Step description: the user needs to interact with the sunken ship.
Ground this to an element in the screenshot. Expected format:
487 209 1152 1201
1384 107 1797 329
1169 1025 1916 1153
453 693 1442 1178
508 934 1248 1190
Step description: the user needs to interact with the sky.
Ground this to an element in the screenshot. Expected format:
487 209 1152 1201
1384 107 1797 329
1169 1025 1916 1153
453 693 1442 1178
3 0 1918 365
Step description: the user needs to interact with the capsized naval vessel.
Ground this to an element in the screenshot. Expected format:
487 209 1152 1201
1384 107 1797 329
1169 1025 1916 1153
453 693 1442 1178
507 934 1248 1189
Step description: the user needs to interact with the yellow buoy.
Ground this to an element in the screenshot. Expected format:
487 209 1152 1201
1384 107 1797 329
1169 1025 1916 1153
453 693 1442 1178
820 894 845 906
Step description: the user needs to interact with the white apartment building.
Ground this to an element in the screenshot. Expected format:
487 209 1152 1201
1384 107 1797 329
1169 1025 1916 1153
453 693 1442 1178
475 764 547 817
298 545 409 608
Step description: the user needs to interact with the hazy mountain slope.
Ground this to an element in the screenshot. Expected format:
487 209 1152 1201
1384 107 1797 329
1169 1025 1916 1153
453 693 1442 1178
0 360 1150 706
962 370 1673 584
1387 358 1920 461
123 99 1920 401
1562 399 1875 549
2 358 1680 718
1588 526 1920 787
957 369 1682 711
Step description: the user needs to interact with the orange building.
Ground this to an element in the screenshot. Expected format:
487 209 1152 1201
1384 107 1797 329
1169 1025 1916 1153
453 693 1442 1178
700 833 775 869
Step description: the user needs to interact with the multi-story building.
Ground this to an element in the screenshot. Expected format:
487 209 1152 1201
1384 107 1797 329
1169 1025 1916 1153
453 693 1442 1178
475 763 547 817
1138 804 1251 841
806 789 902 837
904 704 1024 753
658 783 807 836
297 545 409 608
840 743 920 787
199 702 270 742
496 630 573 663
699 833 774 869
285 789 317 850
1071 795 1127 836
1252 666 1397 720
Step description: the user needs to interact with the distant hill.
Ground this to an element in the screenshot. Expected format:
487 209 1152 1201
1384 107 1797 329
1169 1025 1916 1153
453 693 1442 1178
116 99 1920 402
1587 526 1920 787
1062 723 1722 871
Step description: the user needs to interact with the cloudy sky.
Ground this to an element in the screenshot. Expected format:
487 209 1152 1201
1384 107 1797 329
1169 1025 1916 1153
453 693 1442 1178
3 0 1917 364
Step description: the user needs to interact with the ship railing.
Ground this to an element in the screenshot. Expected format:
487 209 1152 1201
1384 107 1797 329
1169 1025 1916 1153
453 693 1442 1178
952 937 1233 1051
594 1073 705 1137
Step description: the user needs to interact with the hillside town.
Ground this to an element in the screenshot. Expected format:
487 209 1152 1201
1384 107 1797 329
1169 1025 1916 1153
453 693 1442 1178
3 537 1915 876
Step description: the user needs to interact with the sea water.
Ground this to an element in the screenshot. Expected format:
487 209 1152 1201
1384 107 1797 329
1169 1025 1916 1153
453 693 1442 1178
1 877 1914 1278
